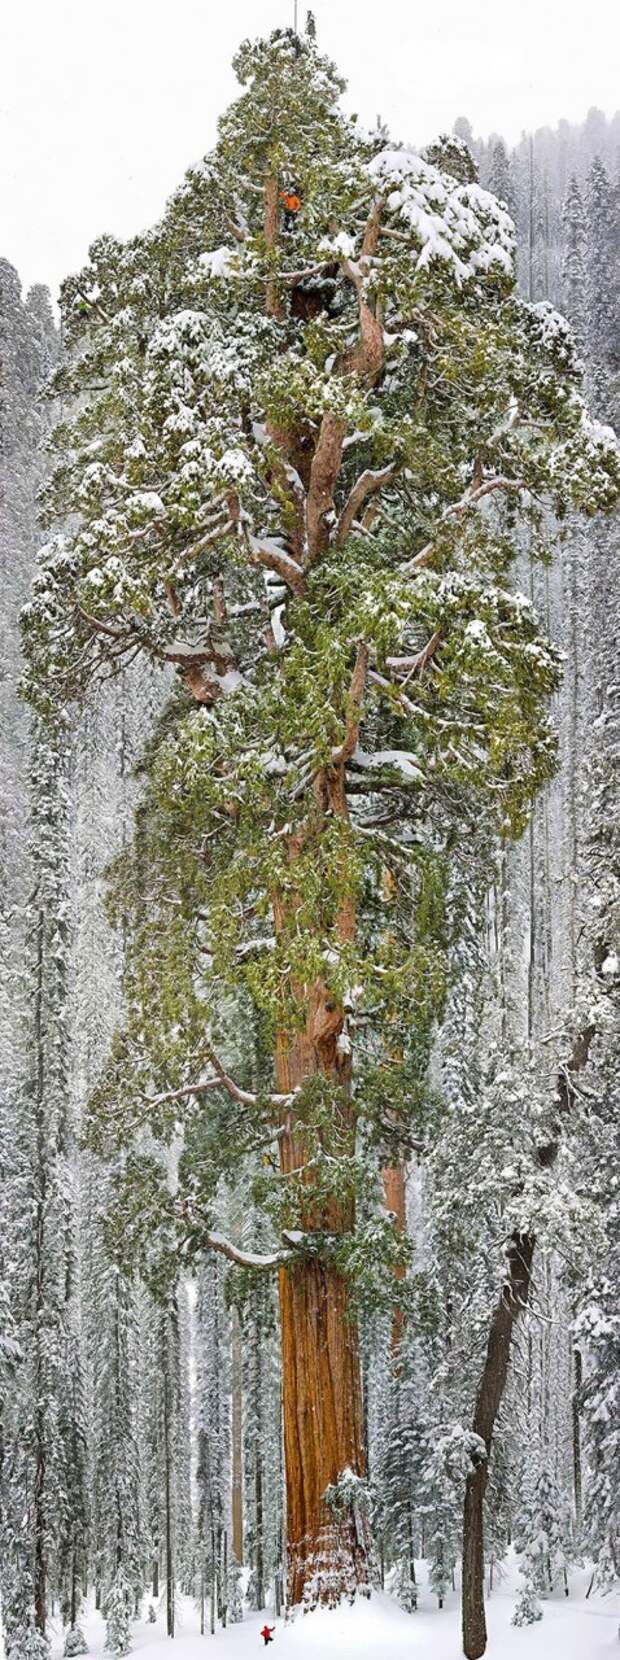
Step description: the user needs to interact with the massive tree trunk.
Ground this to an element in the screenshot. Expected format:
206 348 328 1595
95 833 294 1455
278 1257 369 1606
273 766 373 1607
275 998 372 1606
462 1232 535 1660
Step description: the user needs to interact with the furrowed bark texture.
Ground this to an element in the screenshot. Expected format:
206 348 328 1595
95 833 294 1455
462 1233 535 1660
274 769 373 1607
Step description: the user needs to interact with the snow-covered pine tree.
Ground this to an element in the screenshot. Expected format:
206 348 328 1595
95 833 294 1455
585 157 620 421
577 1237 620 1588
485 141 517 217
104 1569 133 1657
0 261 58 1660
0 726 91 1651
142 1286 188 1637
240 1238 282 1613
561 176 587 348
371 1338 427 1608
513 1441 569 1616
195 1254 230 1632
570 625 620 1589
90 1224 145 1634
174 1281 195 1594
21 26 620 1612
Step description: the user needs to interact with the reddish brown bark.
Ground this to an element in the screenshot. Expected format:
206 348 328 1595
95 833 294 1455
306 414 347 566
264 176 285 320
275 1006 371 1606
273 765 373 1605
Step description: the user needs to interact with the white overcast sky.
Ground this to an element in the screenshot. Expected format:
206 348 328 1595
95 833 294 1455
1 0 619 302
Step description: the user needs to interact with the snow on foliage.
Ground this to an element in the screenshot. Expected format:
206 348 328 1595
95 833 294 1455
368 148 515 282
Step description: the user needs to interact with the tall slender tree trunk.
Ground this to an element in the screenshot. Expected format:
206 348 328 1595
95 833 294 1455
572 1343 583 1532
383 1164 407 1354
163 1366 174 1637
34 905 47 1637
231 1309 244 1567
462 1233 535 1660
254 1364 265 1610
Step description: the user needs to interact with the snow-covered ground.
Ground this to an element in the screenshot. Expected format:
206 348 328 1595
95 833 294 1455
38 1564 619 1660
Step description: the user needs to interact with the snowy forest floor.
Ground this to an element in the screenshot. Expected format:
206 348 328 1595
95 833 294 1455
18 1563 619 1660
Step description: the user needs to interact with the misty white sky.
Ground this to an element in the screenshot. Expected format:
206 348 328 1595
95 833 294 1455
1 0 619 301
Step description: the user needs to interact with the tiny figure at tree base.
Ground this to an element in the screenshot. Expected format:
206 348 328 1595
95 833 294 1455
260 1624 276 1646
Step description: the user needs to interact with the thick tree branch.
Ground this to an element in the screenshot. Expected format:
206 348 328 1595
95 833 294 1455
204 1231 291 1271
245 528 306 596
205 1045 293 1112
78 607 128 644
335 463 398 548
306 413 347 564
339 200 385 383
331 641 369 764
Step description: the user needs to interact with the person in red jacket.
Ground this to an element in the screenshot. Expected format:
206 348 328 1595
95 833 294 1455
260 1624 275 1646
279 183 302 231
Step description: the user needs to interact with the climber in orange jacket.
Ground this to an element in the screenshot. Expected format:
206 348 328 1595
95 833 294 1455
279 183 302 230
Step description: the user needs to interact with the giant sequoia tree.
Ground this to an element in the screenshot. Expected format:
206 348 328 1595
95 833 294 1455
22 28 620 1609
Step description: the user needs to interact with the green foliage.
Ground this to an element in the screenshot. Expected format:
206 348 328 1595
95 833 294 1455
22 27 620 1298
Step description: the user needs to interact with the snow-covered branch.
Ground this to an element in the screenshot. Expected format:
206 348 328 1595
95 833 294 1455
335 463 398 548
385 630 441 678
246 531 306 596
408 477 526 571
204 1231 291 1271
142 1048 293 1115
